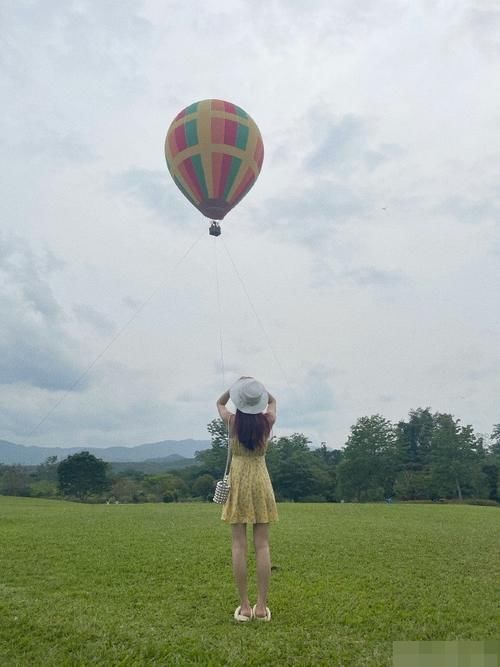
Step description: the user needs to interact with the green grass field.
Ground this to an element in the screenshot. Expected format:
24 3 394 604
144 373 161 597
1 497 499 666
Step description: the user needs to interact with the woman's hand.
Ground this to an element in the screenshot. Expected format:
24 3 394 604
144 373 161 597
266 392 277 424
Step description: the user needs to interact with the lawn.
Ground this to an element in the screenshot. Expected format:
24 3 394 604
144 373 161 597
0 497 499 666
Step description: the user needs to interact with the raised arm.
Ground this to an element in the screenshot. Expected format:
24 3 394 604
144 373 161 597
265 392 277 427
216 389 233 424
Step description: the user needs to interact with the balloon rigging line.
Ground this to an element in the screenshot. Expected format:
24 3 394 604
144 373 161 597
221 237 293 391
213 237 226 390
26 230 206 439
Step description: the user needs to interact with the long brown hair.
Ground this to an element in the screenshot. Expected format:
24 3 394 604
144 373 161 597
233 410 271 451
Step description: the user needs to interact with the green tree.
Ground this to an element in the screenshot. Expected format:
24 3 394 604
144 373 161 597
337 415 397 502
191 473 216 500
37 455 59 482
394 408 434 500
207 418 229 447
0 465 32 496
480 461 499 501
310 443 343 501
266 434 317 501
429 414 480 500
57 451 110 500
30 479 58 498
142 473 189 502
111 477 145 503
195 419 229 477
396 408 433 468
490 424 500 457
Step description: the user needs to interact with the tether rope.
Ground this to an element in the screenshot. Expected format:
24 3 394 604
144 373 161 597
213 237 226 390
26 230 205 438
221 237 293 391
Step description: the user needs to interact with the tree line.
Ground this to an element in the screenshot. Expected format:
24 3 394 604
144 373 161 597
1 409 499 505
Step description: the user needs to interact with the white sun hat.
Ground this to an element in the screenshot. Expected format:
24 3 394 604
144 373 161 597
229 377 268 414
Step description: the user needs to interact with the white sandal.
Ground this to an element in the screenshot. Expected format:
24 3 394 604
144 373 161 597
252 605 271 621
234 606 253 622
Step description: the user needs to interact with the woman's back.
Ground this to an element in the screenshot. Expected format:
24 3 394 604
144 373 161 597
230 436 269 458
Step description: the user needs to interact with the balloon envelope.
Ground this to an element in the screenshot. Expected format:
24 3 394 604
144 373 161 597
165 99 264 221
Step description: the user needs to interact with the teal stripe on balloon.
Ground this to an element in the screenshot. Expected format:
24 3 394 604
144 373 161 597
223 156 242 199
185 119 198 147
191 154 208 200
235 123 249 150
235 105 248 119
185 101 199 115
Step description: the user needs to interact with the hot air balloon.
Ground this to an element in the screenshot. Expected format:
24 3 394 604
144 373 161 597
165 99 264 235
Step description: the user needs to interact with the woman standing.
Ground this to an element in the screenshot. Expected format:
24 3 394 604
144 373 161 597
216 377 278 622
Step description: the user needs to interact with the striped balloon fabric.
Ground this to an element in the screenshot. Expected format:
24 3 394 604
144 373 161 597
165 99 264 221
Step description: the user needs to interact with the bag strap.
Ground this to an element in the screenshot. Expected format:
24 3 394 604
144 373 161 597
223 417 232 478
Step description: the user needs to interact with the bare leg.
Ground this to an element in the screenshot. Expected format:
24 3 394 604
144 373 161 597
253 523 271 617
231 524 251 617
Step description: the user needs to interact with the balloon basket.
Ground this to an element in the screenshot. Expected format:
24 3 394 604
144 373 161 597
209 221 221 237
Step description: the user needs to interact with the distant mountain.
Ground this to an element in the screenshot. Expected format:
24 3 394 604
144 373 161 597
109 455 197 474
0 439 211 465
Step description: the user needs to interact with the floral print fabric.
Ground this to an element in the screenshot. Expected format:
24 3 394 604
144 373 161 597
221 438 278 524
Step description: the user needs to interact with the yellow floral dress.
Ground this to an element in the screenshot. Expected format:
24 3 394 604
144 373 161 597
221 437 278 524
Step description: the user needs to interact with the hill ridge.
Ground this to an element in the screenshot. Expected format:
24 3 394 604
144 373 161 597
0 438 210 465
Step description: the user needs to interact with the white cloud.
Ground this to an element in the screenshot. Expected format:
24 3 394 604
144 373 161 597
0 235 87 391
73 304 116 336
110 168 195 228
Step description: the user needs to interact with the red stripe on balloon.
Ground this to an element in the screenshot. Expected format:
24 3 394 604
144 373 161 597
219 153 233 197
178 158 203 202
184 157 205 201
212 153 224 198
224 120 237 147
228 167 255 206
212 100 225 112
224 101 236 114
211 117 225 144
174 125 187 152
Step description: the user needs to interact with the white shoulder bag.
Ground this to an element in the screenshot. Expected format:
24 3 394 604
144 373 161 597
213 420 232 504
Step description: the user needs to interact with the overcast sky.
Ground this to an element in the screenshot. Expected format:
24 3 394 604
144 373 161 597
1 0 499 450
